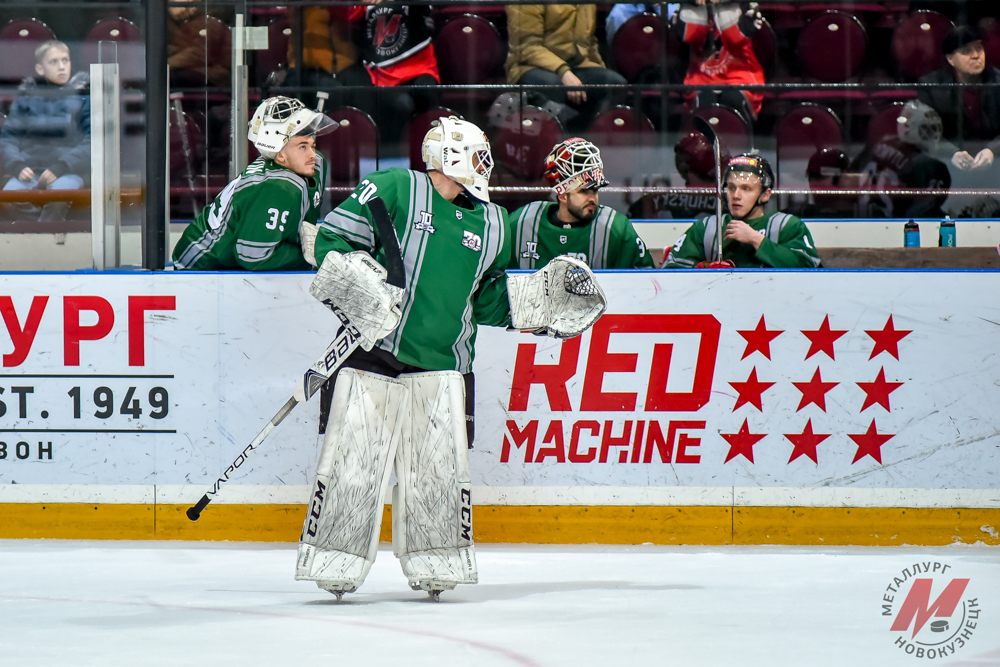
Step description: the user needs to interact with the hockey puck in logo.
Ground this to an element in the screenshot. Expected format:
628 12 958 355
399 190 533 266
930 621 949 632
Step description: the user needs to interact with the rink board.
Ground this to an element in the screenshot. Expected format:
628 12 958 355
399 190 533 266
1 270 999 545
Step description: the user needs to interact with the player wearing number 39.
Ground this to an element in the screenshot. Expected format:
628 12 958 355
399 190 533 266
296 116 607 599
509 138 654 270
172 96 334 270
663 154 822 269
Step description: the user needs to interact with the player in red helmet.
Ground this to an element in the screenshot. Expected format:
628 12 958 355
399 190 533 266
509 137 654 269
664 153 822 268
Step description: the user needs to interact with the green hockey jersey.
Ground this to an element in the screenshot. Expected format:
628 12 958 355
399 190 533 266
314 169 512 374
663 211 822 269
172 155 328 270
508 201 653 270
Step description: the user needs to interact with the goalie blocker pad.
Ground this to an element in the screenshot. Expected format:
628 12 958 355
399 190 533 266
296 368 477 594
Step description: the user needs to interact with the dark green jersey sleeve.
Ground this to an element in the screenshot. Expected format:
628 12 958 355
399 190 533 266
611 212 655 268
314 169 401 265
754 214 822 268
472 212 514 328
663 218 709 268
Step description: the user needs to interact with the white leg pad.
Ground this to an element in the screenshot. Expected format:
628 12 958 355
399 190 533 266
393 371 478 592
295 368 407 593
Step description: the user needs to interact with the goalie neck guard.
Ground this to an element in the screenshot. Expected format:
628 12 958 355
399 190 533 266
544 138 610 196
248 96 338 160
422 116 494 202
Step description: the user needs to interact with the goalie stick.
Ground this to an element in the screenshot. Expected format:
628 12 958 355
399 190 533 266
691 115 725 263
186 197 404 521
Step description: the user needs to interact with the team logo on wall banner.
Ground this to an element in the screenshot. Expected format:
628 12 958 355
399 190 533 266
470 272 1000 489
881 561 982 660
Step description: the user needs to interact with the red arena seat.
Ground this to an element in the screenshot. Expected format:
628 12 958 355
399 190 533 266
587 106 655 147
495 106 563 182
255 18 291 86
867 102 907 146
797 11 868 82
0 19 56 84
82 18 144 84
611 12 663 83
892 10 954 80
981 17 1000 69
321 107 377 187
435 15 503 85
405 107 460 171
751 16 778 73
170 15 233 87
686 104 752 155
777 103 844 161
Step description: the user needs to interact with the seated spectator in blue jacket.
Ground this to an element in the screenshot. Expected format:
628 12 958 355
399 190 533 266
0 40 91 221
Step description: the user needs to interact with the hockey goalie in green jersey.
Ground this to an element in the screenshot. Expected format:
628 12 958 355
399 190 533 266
172 96 335 271
296 117 607 600
509 137 654 270
663 153 822 269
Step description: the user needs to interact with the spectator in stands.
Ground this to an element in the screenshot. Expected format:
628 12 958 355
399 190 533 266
280 6 366 109
509 138 653 269
663 154 821 268
628 130 727 219
672 1 765 126
348 1 440 148
505 4 627 132
851 101 952 219
0 40 90 222
167 1 233 88
918 26 1000 174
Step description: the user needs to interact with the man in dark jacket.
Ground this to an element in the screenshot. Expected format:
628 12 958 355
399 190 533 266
918 26 1000 173
0 40 91 221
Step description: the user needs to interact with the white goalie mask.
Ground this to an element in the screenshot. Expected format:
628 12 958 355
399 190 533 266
421 116 494 202
897 101 943 151
248 96 338 160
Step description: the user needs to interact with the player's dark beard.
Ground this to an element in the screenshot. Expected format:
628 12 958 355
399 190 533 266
567 200 597 224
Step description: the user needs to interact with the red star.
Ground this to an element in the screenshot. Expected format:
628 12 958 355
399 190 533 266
857 367 904 412
848 419 894 464
722 418 767 463
866 315 912 360
729 367 775 412
801 315 848 361
738 316 784 360
784 419 831 464
792 367 839 412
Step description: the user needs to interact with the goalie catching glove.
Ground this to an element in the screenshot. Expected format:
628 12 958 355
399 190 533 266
507 256 607 338
310 251 405 350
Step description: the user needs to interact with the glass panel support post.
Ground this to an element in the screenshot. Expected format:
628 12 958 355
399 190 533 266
90 63 121 271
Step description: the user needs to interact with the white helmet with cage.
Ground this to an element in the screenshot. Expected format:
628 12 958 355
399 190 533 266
897 101 943 150
421 116 494 202
248 96 338 160
544 138 610 196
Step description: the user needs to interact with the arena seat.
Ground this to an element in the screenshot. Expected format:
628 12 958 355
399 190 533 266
255 17 290 87
82 18 144 85
981 17 1000 69
587 106 655 146
494 105 563 182
611 13 663 83
686 104 752 155
751 16 778 73
321 107 377 187
0 19 56 84
170 15 232 87
777 103 844 162
405 107 460 172
892 10 954 81
435 15 503 85
867 102 907 145
797 11 868 83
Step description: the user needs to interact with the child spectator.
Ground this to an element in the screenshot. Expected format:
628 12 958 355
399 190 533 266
0 40 90 222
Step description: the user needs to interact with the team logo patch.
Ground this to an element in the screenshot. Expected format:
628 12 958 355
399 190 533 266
313 190 322 208
455 210 463 220
559 235 568 244
462 230 482 252
521 241 540 260
415 210 435 234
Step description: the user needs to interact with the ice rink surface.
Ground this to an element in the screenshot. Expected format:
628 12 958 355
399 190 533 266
1 540 998 667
